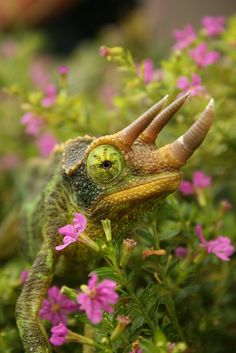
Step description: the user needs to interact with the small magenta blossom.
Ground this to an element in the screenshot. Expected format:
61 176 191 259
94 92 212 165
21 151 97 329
59 65 69 75
189 43 220 68
173 24 196 50
77 273 119 324
179 171 211 195
136 58 155 84
49 323 68 346
175 246 188 258
177 74 206 96
195 225 235 261
36 132 57 157
202 16 225 37
42 84 57 107
20 270 29 284
20 112 44 136
56 213 87 251
39 286 79 325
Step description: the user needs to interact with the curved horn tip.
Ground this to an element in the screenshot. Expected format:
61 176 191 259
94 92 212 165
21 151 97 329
206 98 215 111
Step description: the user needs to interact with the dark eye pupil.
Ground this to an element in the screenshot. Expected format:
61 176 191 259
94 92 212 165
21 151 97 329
101 160 112 169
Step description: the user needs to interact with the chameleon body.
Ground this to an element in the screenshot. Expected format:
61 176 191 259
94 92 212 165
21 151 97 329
16 92 214 353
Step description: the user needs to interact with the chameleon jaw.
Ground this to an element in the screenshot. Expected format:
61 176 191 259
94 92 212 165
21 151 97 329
89 172 182 220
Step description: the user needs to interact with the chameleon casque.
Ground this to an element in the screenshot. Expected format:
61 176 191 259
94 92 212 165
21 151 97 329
15 91 214 353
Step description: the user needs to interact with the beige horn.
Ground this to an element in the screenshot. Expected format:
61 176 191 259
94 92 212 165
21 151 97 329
117 95 169 151
140 91 191 144
170 98 215 164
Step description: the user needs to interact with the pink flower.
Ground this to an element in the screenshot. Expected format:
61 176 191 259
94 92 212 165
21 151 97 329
39 286 79 325
42 84 57 107
36 133 57 157
56 213 87 251
49 323 68 346
77 273 119 324
59 65 69 75
175 246 188 258
136 59 154 84
202 16 225 37
177 74 206 96
173 24 196 50
20 112 44 136
195 225 235 261
189 43 220 68
99 46 110 57
20 270 29 284
179 171 211 195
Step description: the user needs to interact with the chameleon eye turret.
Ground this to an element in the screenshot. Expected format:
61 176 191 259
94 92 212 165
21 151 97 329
86 144 124 183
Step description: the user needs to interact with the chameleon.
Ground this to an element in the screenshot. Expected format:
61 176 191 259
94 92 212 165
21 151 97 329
15 91 215 353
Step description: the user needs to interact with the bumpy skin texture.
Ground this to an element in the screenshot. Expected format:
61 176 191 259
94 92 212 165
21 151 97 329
16 96 214 352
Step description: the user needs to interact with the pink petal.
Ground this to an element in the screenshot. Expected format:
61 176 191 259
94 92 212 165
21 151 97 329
73 213 87 232
58 224 77 238
195 224 208 245
179 181 194 195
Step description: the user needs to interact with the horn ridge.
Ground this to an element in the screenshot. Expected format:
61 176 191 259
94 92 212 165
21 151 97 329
140 91 191 144
171 98 215 163
118 95 168 150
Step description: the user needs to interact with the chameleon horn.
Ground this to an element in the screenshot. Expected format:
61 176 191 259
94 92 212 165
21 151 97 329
170 98 215 164
140 91 191 144
118 95 168 151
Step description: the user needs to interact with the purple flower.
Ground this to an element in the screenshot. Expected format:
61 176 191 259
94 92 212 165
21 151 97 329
177 74 206 96
179 180 194 195
137 59 154 84
202 16 225 37
56 213 87 251
39 286 79 325
42 84 57 107
49 323 68 346
36 133 57 157
179 170 211 195
173 24 196 50
20 270 29 284
195 225 235 261
59 65 69 75
189 43 220 68
193 171 211 188
175 246 188 258
20 112 44 136
77 273 119 324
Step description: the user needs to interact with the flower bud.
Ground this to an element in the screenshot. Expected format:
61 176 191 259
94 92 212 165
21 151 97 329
111 315 131 341
142 249 166 259
101 219 112 242
120 238 137 267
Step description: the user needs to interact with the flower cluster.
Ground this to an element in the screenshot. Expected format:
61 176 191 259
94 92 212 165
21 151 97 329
174 16 224 96
179 170 211 196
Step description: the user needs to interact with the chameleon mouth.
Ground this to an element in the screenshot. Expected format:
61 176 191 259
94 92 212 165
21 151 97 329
90 172 182 218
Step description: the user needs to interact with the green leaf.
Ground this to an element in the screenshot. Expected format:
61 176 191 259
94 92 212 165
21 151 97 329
159 225 181 240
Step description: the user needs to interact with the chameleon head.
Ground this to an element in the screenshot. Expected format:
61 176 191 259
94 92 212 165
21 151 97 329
63 92 214 220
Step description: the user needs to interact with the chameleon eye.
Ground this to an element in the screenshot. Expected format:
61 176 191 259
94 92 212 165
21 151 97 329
86 144 124 183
